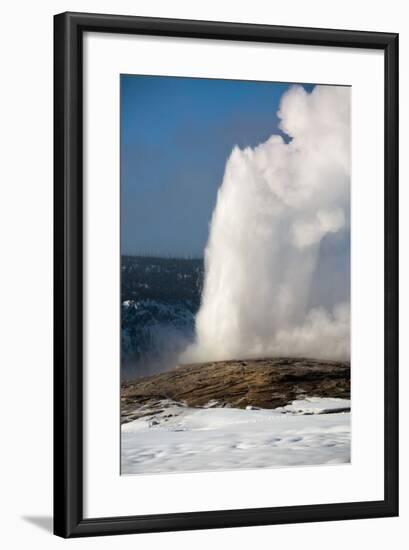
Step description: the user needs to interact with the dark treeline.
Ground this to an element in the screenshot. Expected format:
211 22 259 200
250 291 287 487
121 255 204 306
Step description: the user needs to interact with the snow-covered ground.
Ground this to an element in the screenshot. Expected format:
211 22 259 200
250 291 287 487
121 397 351 475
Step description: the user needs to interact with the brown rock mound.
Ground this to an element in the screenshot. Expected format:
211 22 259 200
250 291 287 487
121 357 350 423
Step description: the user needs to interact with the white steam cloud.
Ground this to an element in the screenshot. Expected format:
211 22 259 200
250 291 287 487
181 85 350 363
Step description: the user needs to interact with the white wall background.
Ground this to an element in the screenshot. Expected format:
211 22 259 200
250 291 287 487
0 1 405 548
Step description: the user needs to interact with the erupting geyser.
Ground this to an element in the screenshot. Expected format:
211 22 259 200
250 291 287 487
181 85 350 363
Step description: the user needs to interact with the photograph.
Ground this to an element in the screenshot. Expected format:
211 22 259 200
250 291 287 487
0 0 402 544
120 74 351 475
52 10 398 538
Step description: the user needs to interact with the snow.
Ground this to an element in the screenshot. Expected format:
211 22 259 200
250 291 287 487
281 397 351 415
121 398 350 475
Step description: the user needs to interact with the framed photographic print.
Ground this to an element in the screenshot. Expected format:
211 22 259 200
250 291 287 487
54 12 399 537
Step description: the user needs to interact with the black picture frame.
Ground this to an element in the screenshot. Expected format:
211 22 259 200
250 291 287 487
54 11 399 538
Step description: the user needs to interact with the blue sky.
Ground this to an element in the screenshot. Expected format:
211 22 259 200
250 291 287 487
121 75 314 257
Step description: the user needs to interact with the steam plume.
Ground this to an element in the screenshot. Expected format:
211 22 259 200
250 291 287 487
182 85 350 363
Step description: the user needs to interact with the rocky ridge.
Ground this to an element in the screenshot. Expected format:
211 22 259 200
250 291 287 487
121 357 350 424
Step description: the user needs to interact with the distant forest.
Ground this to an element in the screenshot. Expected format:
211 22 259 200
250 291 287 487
121 255 204 304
